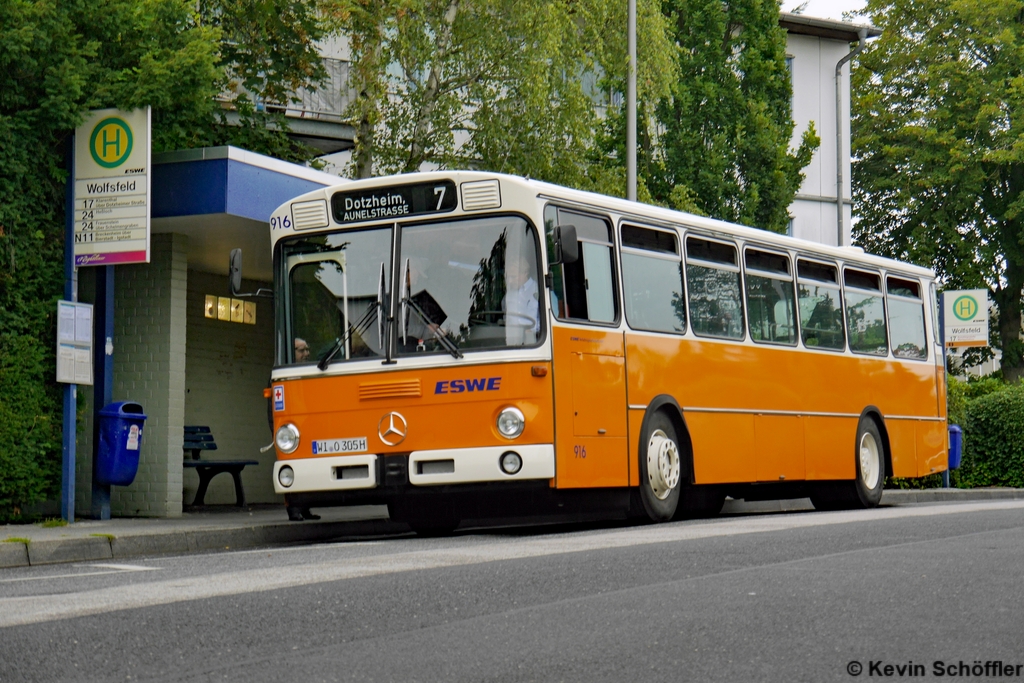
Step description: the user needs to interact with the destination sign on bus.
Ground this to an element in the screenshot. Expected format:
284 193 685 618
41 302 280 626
331 180 457 224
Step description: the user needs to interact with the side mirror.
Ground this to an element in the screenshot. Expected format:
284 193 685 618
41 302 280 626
229 248 243 296
552 225 579 265
227 248 274 299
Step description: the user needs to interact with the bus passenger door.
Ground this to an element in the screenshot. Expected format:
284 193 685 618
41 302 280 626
553 327 627 488
547 207 628 488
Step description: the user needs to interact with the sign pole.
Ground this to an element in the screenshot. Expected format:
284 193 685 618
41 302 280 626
91 266 114 519
62 135 77 523
939 295 949 489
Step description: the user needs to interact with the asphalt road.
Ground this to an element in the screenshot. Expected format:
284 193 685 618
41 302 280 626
2 500 1023 682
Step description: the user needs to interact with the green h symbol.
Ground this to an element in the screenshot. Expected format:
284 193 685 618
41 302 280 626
953 295 978 321
102 127 122 158
89 117 133 168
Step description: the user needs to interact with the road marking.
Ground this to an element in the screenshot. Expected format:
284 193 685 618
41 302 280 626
231 541 384 558
0 564 158 584
1 500 1022 628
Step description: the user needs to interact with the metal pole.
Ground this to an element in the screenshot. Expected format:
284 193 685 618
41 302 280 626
91 266 114 519
939 293 950 489
61 134 77 523
626 0 637 202
835 29 868 247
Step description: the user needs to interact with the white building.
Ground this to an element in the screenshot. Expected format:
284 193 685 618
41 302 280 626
780 12 881 246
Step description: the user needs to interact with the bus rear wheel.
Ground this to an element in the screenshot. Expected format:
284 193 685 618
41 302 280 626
638 412 682 522
675 486 725 520
811 416 885 511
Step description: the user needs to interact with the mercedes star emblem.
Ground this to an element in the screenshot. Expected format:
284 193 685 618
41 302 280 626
378 411 408 446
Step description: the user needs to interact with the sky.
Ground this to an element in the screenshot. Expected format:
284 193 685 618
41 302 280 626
780 0 868 22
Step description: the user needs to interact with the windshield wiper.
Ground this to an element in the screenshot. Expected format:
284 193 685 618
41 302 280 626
317 302 380 371
403 296 463 359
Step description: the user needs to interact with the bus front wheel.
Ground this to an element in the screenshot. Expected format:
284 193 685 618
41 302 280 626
852 417 885 508
638 412 682 522
811 416 885 511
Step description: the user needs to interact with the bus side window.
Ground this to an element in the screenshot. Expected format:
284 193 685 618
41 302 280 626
621 224 685 334
844 269 888 356
547 207 617 324
744 248 796 346
797 259 845 351
686 236 744 340
887 276 928 360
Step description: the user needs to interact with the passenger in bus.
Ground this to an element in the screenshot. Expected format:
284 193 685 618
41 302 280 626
503 258 539 344
294 337 310 363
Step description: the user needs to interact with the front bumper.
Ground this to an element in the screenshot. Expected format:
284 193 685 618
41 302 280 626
274 444 554 495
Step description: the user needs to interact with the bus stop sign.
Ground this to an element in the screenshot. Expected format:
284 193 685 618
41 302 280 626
943 289 989 347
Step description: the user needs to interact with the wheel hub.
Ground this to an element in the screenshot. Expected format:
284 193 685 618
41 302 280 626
859 430 881 490
647 429 680 500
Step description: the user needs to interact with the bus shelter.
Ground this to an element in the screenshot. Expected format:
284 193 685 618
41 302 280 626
73 147 341 517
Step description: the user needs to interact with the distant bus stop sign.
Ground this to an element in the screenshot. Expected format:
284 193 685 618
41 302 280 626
943 289 989 348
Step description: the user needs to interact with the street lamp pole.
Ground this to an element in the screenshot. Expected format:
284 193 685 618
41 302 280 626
627 0 637 201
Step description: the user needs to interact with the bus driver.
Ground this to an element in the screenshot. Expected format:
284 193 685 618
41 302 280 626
503 258 539 345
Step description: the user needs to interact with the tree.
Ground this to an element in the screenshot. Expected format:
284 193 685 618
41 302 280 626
852 0 1024 379
643 0 819 232
199 0 332 162
333 0 676 189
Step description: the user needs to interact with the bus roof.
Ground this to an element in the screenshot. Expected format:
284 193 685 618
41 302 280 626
271 170 935 279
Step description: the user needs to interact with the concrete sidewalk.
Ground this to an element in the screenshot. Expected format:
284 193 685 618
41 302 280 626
3 488 1023 569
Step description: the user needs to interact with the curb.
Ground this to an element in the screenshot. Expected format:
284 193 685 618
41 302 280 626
883 488 1024 503
1 518 406 569
720 488 1024 515
0 542 29 568
28 536 112 565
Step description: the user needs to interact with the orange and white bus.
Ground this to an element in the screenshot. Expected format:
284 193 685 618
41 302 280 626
260 171 946 533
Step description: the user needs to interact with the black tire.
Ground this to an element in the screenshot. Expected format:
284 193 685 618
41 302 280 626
675 485 725 520
851 416 885 508
638 412 682 521
810 416 885 511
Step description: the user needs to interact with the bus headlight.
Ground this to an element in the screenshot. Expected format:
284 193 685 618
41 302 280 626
275 423 300 453
496 407 525 439
278 465 295 488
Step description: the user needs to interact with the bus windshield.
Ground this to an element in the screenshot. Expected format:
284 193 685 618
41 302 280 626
284 226 391 365
282 215 542 365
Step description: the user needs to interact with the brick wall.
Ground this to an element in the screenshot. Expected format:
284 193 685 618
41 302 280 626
183 271 279 505
109 233 189 517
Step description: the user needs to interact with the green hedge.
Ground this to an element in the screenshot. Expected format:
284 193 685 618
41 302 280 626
956 382 1024 488
0 336 62 522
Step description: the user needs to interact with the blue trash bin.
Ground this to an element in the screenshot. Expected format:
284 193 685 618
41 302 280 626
96 402 147 486
948 424 963 470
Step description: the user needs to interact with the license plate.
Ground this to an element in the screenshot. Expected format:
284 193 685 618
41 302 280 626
312 437 368 455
